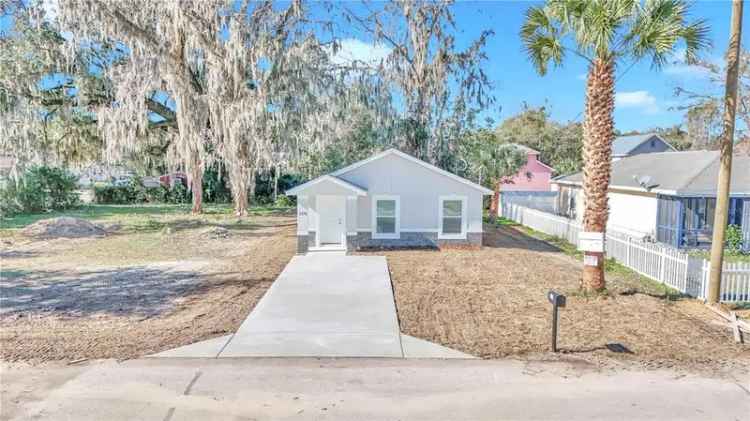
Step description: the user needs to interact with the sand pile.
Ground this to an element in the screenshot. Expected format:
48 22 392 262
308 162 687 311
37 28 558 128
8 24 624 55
21 217 107 239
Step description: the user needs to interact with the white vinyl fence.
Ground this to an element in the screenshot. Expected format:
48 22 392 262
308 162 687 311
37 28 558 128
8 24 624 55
503 203 750 302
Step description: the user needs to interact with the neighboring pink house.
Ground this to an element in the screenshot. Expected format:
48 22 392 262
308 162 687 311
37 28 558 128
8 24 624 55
501 144 554 191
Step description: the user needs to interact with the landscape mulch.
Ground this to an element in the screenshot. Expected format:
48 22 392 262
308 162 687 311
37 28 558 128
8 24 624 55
375 224 750 375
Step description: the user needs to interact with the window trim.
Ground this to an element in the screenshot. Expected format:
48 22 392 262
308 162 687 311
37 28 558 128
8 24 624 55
372 195 401 239
438 195 468 239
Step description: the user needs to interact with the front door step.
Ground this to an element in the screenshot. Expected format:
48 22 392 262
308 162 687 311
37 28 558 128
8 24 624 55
308 244 346 254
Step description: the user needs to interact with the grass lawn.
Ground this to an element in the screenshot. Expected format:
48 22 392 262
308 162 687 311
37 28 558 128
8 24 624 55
688 250 750 263
0 203 292 231
0 204 297 362
378 222 749 374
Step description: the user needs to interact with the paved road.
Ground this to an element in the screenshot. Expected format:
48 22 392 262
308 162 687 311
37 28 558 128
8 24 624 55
3 358 748 421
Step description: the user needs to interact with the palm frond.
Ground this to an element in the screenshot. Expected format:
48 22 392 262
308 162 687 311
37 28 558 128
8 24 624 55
519 6 565 76
680 19 711 65
625 0 710 69
521 0 708 75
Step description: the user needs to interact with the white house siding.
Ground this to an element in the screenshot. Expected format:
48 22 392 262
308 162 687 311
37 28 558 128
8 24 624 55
295 181 361 249
554 185 657 239
346 197 357 234
606 190 658 238
336 153 484 234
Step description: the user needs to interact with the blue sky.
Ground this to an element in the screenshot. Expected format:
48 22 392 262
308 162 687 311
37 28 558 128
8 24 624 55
332 1 747 133
3 1 746 133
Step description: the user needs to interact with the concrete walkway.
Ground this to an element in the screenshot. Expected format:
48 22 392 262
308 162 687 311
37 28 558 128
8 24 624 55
155 254 471 358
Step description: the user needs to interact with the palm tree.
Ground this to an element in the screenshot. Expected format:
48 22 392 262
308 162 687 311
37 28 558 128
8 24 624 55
487 145 528 219
521 0 709 292
461 131 527 218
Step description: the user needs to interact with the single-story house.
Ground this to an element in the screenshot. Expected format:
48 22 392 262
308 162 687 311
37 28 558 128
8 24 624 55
286 148 493 253
501 144 554 191
612 133 675 161
552 150 750 250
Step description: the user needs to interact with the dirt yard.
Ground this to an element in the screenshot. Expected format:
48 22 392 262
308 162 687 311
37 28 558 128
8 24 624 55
3 207 748 374
381 223 750 375
0 205 296 362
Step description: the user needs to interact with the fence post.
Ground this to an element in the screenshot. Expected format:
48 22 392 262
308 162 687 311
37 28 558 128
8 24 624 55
659 250 666 284
626 237 631 267
702 259 709 300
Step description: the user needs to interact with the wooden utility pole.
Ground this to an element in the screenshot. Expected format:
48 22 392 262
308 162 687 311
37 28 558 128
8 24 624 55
707 0 743 304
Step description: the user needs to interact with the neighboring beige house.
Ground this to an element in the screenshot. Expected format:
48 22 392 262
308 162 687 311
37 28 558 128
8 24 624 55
286 149 493 254
552 151 750 250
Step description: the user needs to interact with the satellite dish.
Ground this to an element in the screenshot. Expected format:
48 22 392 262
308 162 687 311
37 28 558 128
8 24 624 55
633 174 658 191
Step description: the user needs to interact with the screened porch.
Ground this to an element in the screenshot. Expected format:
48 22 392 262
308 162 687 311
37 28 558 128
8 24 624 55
656 195 749 250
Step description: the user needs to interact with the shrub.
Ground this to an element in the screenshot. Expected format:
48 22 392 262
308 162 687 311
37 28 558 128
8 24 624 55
274 195 294 208
93 184 137 204
94 180 191 205
253 194 274 206
203 166 232 203
726 224 745 254
0 166 80 217
167 182 190 204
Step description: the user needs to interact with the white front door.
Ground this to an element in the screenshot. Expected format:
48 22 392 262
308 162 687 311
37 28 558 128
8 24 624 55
317 195 345 246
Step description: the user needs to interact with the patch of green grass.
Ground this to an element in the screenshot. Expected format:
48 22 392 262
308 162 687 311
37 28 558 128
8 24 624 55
688 249 750 263
0 204 190 229
0 203 293 231
484 215 519 226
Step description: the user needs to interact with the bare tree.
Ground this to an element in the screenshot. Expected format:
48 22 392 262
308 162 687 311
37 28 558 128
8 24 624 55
674 51 749 148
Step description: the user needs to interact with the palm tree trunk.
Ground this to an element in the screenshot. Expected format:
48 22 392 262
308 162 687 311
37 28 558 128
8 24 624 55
491 180 502 218
581 58 615 292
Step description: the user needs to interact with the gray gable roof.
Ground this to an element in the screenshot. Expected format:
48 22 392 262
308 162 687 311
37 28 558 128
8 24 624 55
612 133 672 156
554 151 750 195
286 148 494 196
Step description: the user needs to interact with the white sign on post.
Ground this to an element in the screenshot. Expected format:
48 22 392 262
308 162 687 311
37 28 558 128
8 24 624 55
583 254 599 267
578 231 605 253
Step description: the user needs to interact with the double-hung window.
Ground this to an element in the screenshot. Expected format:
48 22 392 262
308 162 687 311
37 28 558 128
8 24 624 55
373 196 400 239
439 196 467 239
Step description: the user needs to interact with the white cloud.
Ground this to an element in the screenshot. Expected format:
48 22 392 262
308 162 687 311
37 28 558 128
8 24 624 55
576 73 586 81
330 38 391 67
615 90 660 114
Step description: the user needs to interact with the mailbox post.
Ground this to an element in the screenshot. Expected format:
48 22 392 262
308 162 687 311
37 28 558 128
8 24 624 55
547 290 566 352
